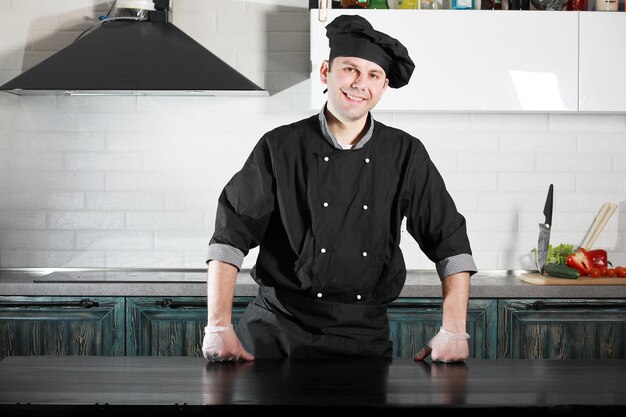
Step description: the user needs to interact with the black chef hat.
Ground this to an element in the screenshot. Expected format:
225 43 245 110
326 14 415 89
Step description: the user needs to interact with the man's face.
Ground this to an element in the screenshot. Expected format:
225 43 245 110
320 56 389 124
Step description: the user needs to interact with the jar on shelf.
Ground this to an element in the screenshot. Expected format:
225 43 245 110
481 0 503 7
594 0 617 10
369 0 390 7
421 0 444 8
341 0 369 7
397 0 419 7
566 0 587 9
452 0 474 10
509 0 530 9
452 0 473 8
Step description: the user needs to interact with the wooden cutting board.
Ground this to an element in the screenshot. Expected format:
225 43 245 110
521 272 626 286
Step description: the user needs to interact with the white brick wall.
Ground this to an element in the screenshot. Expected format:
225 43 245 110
0 0 625 271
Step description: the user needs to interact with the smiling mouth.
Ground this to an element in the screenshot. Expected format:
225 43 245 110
344 92 366 102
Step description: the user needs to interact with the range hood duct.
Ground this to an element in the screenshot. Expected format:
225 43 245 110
0 3 267 97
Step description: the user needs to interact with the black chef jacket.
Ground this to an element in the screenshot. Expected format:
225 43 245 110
208 112 476 357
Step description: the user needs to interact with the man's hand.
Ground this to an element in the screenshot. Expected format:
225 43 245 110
414 327 469 363
202 325 255 362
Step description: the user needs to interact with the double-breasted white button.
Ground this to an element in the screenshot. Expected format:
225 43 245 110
317 292 323 298
356 294 362 300
323 202 329 207
320 248 326 253
323 156 329 162
364 157 370 163
362 252 368 257
362 205 368 210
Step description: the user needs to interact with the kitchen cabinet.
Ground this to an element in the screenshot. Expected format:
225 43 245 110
498 299 626 359
310 10 579 112
2 294 625 359
127 296 497 358
0 296 124 359
388 298 497 358
126 296 254 356
578 13 626 112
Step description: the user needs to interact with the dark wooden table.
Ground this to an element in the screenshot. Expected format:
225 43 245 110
1 356 625 416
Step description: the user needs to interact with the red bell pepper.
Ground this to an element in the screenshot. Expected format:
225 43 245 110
586 249 611 268
566 248 593 277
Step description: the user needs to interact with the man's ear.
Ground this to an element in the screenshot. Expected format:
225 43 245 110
320 60 330 85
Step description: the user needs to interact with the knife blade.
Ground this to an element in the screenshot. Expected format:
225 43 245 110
536 184 554 275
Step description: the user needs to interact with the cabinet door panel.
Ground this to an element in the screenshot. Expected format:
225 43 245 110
579 13 626 111
310 10 578 112
388 298 497 358
498 299 626 359
126 297 253 356
0 296 124 358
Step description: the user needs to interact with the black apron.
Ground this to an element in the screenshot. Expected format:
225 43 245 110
236 286 392 357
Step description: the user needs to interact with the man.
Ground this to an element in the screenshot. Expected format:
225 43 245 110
202 14 477 363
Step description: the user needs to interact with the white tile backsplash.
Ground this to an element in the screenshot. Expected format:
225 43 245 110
126 212 205 230
0 172 106 191
549 113 626 132
105 250 186 268
85 192 163 211
47 211 125 230
0 230 73 250
75 231 154 250
0 151 63 170
1 250 105 268
0 0 625 270
8 191 85 210
0 211 47 230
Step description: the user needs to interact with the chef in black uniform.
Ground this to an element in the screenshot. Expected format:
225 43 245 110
202 14 477 362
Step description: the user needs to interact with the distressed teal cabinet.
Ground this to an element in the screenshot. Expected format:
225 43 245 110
498 299 626 359
3 296 623 359
126 296 253 356
0 296 125 358
388 298 497 358
125 296 497 358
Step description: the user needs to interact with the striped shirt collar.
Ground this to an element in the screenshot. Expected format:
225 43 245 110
318 104 375 150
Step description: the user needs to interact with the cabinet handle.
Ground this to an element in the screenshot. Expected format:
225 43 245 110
0 298 99 308
156 299 205 308
527 300 626 311
155 299 249 309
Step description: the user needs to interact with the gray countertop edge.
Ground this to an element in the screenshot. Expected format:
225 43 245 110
1 268 626 298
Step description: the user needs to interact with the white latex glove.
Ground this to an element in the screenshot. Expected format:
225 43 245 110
414 327 470 363
202 324 255 362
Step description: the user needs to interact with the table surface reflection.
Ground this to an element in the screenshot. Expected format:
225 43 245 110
1 356 625 416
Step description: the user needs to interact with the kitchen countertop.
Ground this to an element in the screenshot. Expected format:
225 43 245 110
1 268 626 298
0 355 625 416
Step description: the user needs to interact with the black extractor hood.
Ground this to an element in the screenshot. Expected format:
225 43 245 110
0 0 268 97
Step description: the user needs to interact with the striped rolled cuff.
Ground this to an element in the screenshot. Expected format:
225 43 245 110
436 253 478 280
206 243 244 271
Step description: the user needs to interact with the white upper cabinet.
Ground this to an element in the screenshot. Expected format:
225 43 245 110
579 13 626 112
310 10 580 112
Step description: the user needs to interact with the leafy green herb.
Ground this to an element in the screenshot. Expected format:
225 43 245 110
532 243 575 265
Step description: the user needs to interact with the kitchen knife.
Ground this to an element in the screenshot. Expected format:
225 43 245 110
536 184 554 275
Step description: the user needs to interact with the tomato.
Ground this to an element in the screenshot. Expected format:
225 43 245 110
600 267 608 276
617 267 626 278
607 268 616 277
589 267 602 278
